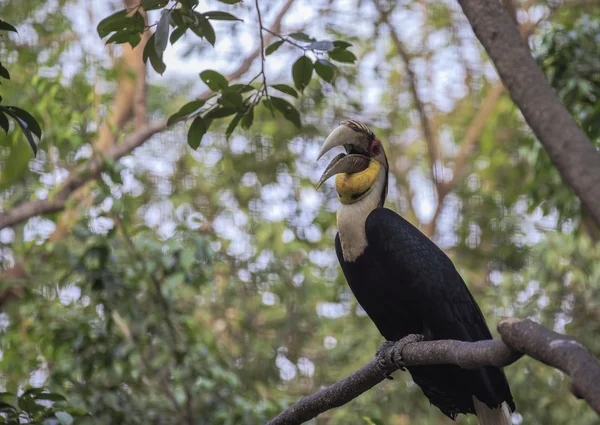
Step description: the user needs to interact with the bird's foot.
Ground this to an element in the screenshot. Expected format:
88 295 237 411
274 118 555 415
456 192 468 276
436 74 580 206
376 334 424 379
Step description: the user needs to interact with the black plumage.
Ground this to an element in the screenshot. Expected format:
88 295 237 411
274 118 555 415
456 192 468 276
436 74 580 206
335 207 515 419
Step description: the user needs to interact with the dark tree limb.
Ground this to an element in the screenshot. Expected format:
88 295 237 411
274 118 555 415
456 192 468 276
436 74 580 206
456 0 600 228
498 318 600 414
267 319 600 425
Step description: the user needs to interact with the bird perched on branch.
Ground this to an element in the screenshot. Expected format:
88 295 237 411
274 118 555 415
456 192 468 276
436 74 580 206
316 120 515 425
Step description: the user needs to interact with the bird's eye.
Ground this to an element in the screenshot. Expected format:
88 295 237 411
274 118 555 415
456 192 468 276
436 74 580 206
371 141 381 156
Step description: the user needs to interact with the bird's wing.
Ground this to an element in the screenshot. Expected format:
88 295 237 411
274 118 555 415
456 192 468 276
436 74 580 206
365 207 492 342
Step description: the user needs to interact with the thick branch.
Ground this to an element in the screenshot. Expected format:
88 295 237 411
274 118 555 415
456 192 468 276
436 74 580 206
456 0 600 228
267 319 600 425
0 0 296 231
499 318 600 415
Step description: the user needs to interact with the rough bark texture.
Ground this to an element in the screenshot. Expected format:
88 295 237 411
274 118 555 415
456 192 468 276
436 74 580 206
498 318 600 415
456 0 600 227
267 319 600 425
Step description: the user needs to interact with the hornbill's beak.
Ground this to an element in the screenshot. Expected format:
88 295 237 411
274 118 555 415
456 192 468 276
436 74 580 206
316 123 372 189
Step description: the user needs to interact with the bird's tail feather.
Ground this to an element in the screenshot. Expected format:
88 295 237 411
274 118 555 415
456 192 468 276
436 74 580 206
473 397 512 425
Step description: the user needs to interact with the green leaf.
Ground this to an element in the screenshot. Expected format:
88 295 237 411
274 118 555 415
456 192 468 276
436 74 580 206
192 13 216 46
328 48 357 63
292 56 313 91
55 411 74 425
0 63 9 80
170 26 187 44
266 40 284 56
225 113 242 139
143 33 154 63
314 59 336 83
187 116 208 149
271 84 298 98
96 10 129 39
200 70 229 91
218 92 244 110
33 393 67 402
270 96 301 129
308 40 335 51
227 84 255 93
203 11 242 21
0 20 18 33
144 34 166 74
0 112 8 134
128 33 141 48
5 106 42 139
106 31 134 45
167 99 206 126
205 106 236 119
141 0 169 10
288 32 315 42
333 40 352 49
240 107 254 129
155 9 171 57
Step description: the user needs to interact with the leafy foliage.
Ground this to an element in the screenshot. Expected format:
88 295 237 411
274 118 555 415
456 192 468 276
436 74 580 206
0 19 42 156
1 1 600 425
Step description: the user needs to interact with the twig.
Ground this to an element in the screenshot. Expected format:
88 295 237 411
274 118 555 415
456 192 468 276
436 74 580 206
422 0 560 237
373 1 442 189
267 319 600 425
255 0 269 102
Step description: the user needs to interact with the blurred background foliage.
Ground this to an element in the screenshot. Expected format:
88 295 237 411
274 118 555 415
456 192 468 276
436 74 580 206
1 0 600 424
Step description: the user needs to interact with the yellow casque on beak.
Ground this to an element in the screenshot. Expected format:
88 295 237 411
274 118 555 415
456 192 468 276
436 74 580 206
335 159 381 204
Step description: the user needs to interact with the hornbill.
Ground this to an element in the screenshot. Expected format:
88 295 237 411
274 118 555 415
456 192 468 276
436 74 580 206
316 120 515 425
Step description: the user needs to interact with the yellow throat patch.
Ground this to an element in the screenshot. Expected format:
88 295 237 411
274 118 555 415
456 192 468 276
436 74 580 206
335 159 381 204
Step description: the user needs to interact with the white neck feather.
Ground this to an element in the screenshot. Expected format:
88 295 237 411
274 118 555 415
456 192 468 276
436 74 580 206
337 167 386 262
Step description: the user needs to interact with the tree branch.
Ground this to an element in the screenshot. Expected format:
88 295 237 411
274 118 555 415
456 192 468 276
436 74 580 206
267 319 600 425
456 0 600 228
373 1 441 187
423 0 559 237
0 0 296 231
